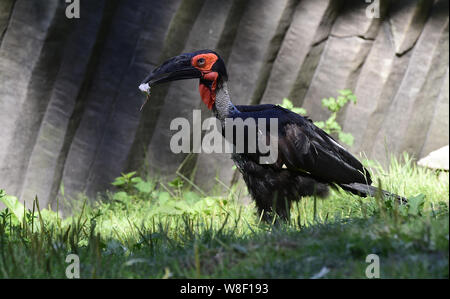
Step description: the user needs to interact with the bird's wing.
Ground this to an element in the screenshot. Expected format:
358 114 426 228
275 106 371 185
233 105 371 185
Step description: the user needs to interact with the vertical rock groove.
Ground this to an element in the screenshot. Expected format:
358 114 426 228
215 0 250 62
0 0 447 203
13 2 74 201
0 0 16 46
249 0 301 105
49 0 120 206
126 0 206 174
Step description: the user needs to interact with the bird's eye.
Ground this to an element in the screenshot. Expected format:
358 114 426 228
197 58 206 67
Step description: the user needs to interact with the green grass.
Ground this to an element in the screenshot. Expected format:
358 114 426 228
0 154 448 278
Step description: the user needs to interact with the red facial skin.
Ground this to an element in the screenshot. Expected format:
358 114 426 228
192 53 219 110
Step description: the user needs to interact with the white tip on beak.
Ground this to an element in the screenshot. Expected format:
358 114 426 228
139 83 150 93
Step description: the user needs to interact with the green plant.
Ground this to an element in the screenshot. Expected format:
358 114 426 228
281 89 357 146
0 154 448 278
111 171 155 195
0 189 24 223
0 153 448 278
280 98 307 115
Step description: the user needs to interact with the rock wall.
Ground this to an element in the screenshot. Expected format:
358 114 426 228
0 0 448 207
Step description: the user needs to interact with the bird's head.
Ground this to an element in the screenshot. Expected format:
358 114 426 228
139 49 227 110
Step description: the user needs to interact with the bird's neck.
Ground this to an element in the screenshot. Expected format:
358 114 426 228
212 82 238 121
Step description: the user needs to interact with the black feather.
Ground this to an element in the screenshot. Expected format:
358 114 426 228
227 104 403 222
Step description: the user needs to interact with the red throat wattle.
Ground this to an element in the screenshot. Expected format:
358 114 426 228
199 72 218 110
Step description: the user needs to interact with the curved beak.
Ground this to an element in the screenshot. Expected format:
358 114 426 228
139 54 202 92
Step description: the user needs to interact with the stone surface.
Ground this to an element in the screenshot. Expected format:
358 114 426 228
125 0 202 175
420 68 449 158
259 0 339 105
389 0 433 55
301 35 373 121
343 21 399 155
0 0 59 199
145 0 234 179
0 0 15 43
0 0 448 206
418 145 449 171
21 0 108 206
331 0 384 39
60 0 154 200
370 0 449 163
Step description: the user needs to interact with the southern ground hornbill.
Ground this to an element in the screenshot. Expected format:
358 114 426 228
139 49 406 222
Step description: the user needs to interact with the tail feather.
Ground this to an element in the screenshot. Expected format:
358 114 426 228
340 183 407 204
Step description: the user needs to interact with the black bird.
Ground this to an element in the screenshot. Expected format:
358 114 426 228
139 49 406 222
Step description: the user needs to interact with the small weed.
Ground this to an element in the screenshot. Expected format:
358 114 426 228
0 155 448 278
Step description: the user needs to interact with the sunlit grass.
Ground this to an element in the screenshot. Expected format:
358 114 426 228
0 154 448 278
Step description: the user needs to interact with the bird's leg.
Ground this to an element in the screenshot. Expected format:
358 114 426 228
255 191 292 224
274 197 291 223
253 193 275 223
